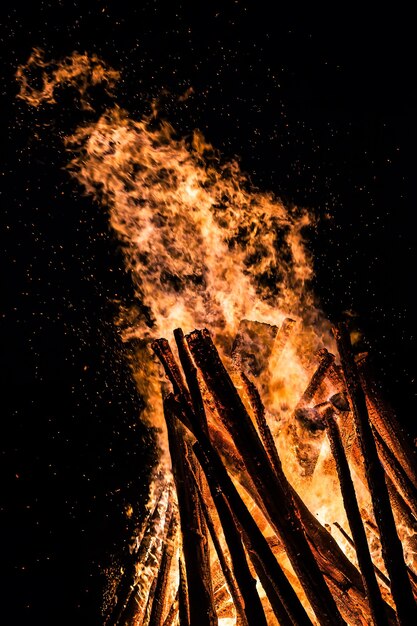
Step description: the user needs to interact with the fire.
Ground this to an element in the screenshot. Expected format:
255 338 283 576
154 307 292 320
17 50 417 625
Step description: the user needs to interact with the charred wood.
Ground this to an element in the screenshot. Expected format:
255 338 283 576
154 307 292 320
231 319 279 377
164 404 217 626
187 457 250 626
333 522 390 589
356 353 417 490
148 512 178 626
323 407 389 626
178 555 190 626
334 323 417 625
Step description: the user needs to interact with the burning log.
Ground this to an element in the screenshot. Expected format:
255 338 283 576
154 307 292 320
333 522 391 590
226 354 394 622
192 458 270 626
120 498 174 626
231 319 279 377
322 405 389 626
183 329 388 623
148 511 178 626
356 353 417 490
299 349 336 405
143 575 159 626
164 405 217 626
161 590 178 626
291 350 336 476
274 317 297 358
364 518 417 598
334 323 417 625
105 487 171 626
240 371 282 473
186 328 346 626
178 554 190 626
373 426 417 521
189 425 313 625
189 467 250 626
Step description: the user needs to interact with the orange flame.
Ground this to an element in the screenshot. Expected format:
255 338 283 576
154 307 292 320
17 49 416 624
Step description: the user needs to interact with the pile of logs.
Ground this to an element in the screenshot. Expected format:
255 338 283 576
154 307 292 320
105 320 417 626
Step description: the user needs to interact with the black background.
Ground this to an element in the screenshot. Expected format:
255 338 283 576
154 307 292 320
1 3 417 624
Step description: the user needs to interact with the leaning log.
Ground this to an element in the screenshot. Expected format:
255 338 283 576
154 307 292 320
186 455 251 626
373 425 417 521
178 554 190 626
356 353 417 489
323 406 389 626
333 522 391 589
164 404 217 626
148 511 178 626
219 351 392 622
334 323 417 626
107 488 172 626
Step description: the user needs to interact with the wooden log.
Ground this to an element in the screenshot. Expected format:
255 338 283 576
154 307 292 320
164 405 217 626
149 511 179 626
387 474 417 529
299 349 336 405
228 368 394 623
162 589 178 626
186 456 250 626
164 394 313 626
152 338 188 397
356 352 417 490
240 375 373 616
245 549 293 626
274 317 297 357
120 498 174 626
192 437 309 626
104 485 167 626
290 350 336 476
240 372 281 474
384 477 417 570
223 366 392 622
166 395 288 626
178 554 190 626
231 319 279 377
174 328 210 435
323 406 389 626
143 575 159 626
364 517 417 599
187 328 346 626
333 522 391 589
373 425 417 521
334 323 417 625
154 331 392 622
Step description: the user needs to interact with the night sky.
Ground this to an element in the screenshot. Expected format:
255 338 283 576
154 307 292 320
2 3 417 625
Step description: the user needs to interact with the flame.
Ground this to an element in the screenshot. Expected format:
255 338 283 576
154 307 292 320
16 48 120 110
65 107 315 343
17 49 417 625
